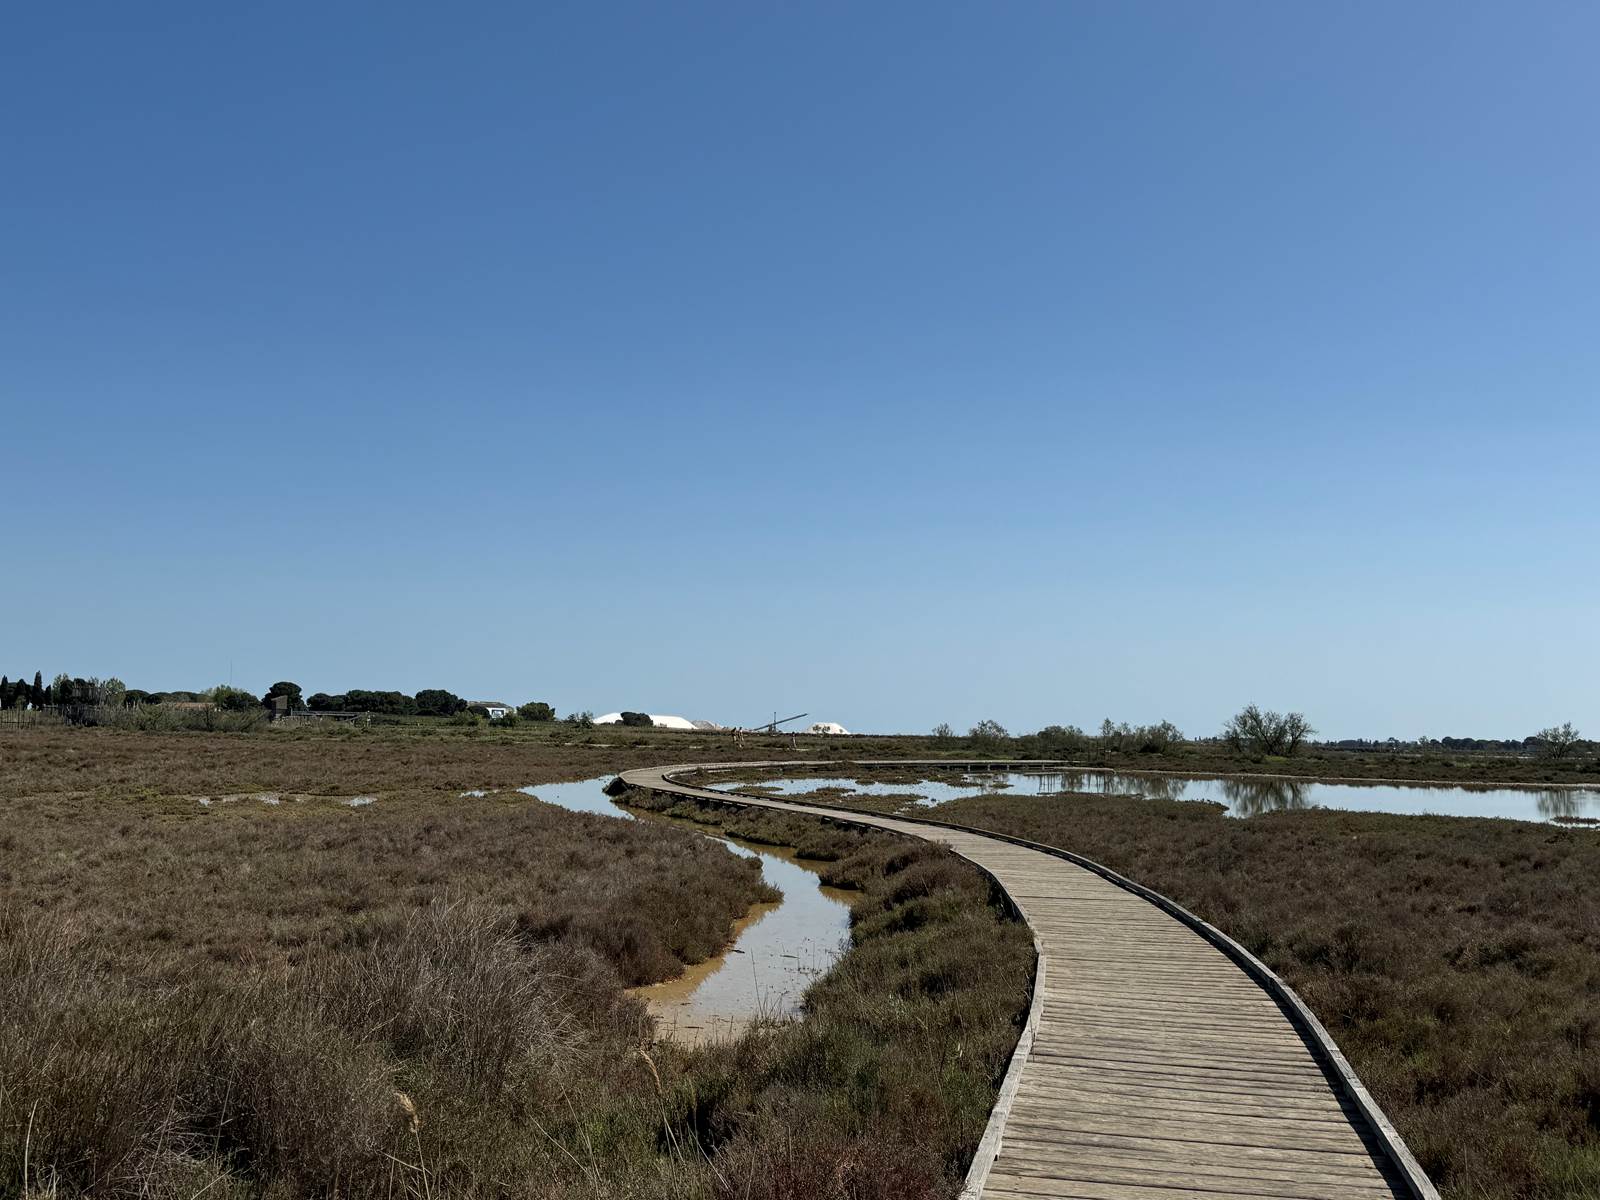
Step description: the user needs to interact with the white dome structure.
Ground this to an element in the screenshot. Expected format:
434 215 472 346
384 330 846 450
806 722 850 735
592 712 698 731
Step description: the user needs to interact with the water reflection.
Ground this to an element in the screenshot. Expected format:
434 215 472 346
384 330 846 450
1217 778 1314 816
712 769 1598 825
1014 770 1591 822
1537 790 1590 821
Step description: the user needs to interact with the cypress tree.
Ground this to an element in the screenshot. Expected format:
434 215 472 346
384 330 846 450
0 676 9 708
31 671 45 709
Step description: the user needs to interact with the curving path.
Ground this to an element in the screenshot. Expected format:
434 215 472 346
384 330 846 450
620 762 1438 1200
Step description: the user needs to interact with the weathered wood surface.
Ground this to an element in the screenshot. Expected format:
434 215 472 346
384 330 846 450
620 763 1434 1200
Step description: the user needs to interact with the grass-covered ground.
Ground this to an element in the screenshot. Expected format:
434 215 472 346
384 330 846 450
7 720 1594 1197
701 767 1600 1200
5 712 1595 793
1072 739 1600 788
0 728 1033 1199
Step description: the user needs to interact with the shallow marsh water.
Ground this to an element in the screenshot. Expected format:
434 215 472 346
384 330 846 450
707 769 1598 824
520 777 854 1043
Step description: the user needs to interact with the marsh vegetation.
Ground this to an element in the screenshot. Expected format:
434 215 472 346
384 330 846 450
708 770 1600 1200
0 728 1032 1199
702 765 1600 823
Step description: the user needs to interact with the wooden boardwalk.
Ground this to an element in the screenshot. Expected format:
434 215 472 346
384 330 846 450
620 762 1437 1200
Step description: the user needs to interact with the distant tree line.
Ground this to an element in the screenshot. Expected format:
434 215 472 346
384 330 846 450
0 672 561 725
1333 727 1590 757
0 673 126 709
931 717 1187 755
928 707 1590 762
0 672 48 709
298 686 557 720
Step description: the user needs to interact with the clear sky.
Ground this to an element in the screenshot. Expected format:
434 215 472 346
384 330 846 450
5 2 1596 738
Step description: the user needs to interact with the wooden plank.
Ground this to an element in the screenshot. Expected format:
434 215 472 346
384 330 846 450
1004 1103 1372 1152
985 1172 1387 1200
996 1135 1392 1185
1032 1033 1326 1071
1021 1067 1338 1104
995 1153 1399 1197
1013 1079 1361 1127
993 1125 1392 1173
1002 1109 1380 1156
1026 1048 1335 1090
1051 1015 1303 1044
985 1167 1392 1200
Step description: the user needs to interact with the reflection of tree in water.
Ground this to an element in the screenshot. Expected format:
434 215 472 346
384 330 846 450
1030 771 1144 798
1219 777 1314 816
1537 789 1592 821
1029 772 1199 803
1012 772 1595 823
1131 776 1192 802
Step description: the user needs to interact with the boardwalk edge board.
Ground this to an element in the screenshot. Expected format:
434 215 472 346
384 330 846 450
621 761 1439 1200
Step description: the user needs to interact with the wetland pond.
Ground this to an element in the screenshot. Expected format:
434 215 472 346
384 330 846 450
704 769 1599 824
520 778 854 1044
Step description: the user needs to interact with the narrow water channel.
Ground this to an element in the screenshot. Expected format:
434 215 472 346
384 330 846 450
519 777 855 1044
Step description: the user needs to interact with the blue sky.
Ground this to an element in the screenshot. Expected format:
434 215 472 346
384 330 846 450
5 2 1595 738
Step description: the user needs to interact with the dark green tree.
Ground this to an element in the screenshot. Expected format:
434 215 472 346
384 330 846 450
262 681 304 710
31 672 45 708
344 689 416 716
1035 724 1087 754
518 701 556 722
0 677 9 708
619 711 653 727
307 692 346 711
969 719 1010 746
209 685 259 712
414 689 466 716
1221 705 1315 756
1534 722 1583 759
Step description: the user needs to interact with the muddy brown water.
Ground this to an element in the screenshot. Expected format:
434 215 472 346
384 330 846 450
519 777 855 1045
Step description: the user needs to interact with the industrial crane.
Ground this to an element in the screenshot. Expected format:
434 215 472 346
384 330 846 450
748 711 808 734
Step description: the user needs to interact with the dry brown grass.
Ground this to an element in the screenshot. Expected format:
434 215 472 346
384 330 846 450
2 781 776 988
0 728 1034 1199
